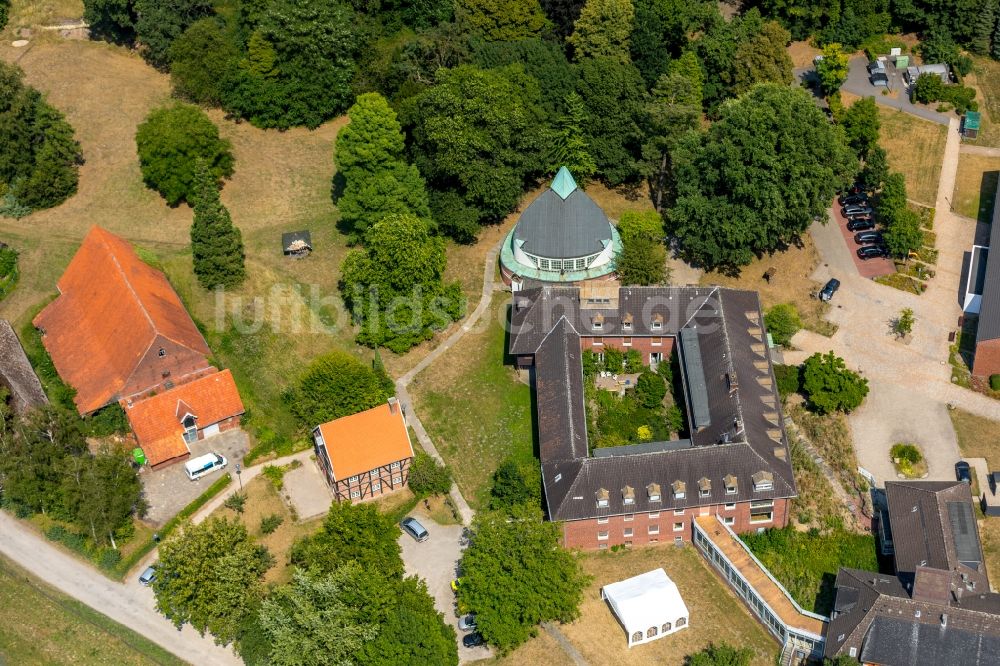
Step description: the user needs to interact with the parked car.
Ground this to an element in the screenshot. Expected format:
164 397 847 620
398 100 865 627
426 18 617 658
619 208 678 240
842 205 874 216
956 460 972 484
184 452 227 481
400 517 429 542
138 565 157 586
847 218 876 232
857 245 889 259
451 577 464 593
463 633 485 648
459 614 478 632
819 278 840 302
854 231 884 245
846 210 874 221
839 193 869 206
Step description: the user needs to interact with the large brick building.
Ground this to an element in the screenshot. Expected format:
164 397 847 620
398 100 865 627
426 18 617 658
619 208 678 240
964 179 1000 377
509 285 796 550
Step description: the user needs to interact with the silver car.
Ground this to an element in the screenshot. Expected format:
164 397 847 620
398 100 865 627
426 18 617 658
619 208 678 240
138 566 157 586
401 517 429 542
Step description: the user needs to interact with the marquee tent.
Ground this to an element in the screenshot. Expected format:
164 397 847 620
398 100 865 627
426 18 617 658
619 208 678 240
601 568 690 647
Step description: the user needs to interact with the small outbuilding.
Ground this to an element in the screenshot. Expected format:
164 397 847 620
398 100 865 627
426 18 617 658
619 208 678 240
601 568 689 648
868 59 889 87
964 111 982 139
282 231 313 258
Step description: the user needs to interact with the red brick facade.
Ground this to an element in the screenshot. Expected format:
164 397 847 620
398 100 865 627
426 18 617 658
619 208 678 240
973 338 1000 377
580 336 676 363
323 457 412 503
561 498 791 551
120 335 215 405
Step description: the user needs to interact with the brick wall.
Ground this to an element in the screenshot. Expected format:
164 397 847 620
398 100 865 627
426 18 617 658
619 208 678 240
331 457 413 502
973 338 1000 377
121 335 212 405
561 498 790 551
580 337 676 363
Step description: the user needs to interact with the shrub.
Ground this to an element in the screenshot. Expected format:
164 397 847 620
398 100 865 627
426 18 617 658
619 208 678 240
604 347 625 372
635 371 666 409
262 465 285 491
890 443 922 465
260 514 284 535
764 303 802 347
289 350 394 426
774 364 801 398
135 102 234 206
224 491 247 514
624 349 643 373
990 374 1000 391
408 452 453 497
99 548 122 571
802 351 869 414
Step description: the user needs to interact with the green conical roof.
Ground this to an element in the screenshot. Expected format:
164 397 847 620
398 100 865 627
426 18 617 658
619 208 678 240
551 167 578 200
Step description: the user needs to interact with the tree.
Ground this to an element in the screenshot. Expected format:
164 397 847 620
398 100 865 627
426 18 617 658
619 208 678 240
876 172 908 221
258 566 378 666
458 508 589 651
190 161 245 289
489 457 541 511
913 73 945 105
732 20 793 96
860 146 889 189
668 85 856 270
0 0 9 31
544 92 597 181
82 0 137 43
568 0 635 63
883 207 924 258
993 14 1000 60
169 18 239 106
407 452 453 497
616 236 667 285
629 0 709 86
764 303 802 347
455 0 550 41
470 37 577 118
133 0 213 69
540 0 586 37
61 444 146 548
644 55 703 209
405 65 545 235
635 371 667 408
695 8 782 110
686 642 753 666
971 1 997 55
291 501 404 579
154 518 272 644
575 57 648 185
618 210 664 242
135 103 234 206
893 307 915 338
356 576 458 666
816 42 850 96
289 350 394 426
801 351 869 414
335 93 430 239
340 214 465 352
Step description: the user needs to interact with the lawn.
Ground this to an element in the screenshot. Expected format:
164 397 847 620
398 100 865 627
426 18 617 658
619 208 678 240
700 233 836 337
787 404 862 497
7 0 84 27
551 546 776 665
0 554 185 666
877 106 948 206
409 294 534 509
963 57 1000 148
949 408 1000 468
742 526 878 616
980 518 1000 587
952 153 1000 222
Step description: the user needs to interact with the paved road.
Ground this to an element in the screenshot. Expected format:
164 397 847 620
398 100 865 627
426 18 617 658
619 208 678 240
0 511 240 665
841 56 950 125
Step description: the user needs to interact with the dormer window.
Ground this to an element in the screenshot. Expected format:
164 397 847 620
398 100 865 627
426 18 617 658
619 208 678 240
752 471 774 492
647 483 661 502
698 477 711 498
622 313 633 331
672 480 685 500
651 314 663 331
596 488 610 508
158 348 167 357
622 485 635 505
592 313 604 330
724 474 738 495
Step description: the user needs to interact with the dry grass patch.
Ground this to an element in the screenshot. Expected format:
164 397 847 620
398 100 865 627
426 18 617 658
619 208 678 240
788 41 822 69
8 1 84 28
472 626 576 666
963 57 1000 148
953 153 1000 222
699 234 835 336
979 517 1000 586
555 546 776 665
949 408 1000 468
877 106 947 206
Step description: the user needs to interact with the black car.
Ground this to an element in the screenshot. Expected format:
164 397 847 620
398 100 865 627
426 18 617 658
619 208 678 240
842 205 874 216
854 231 883 245
839 192 869 206
463 633 485 648
847 218 876 232
956 460 972 484
857 245 889 259
819 278 840 302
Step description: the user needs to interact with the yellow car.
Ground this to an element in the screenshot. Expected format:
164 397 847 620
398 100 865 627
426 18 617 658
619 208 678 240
451 578 464 593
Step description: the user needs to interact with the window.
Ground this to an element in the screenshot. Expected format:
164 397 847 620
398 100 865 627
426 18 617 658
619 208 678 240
676 617 687 628
539 258 550 270
593 320 603 330
632 632 643 643
724 475 738 495
597 498 609 508
755 480 774 491
348 475 359 484
674 536 683 545
599 543 608 550
390 461 401 469
551 259 562 271
662 622 672 632
392 475 401 484
673 522 684 532
674 508 684 516
598 531 609 541
623 514 634 522
597 488 610 508
722 516 735 526
649 524 659 535
651 337 662 346
157 348 166 357
750 500 774 524
372 482 381 491
623 337 632 346
724 502 736 510
849 648 857 658
726 485 737 495
350 490 361 498
652 320 662 330
699 488 710 498
649 511 660 519
674 490 685 500
647 483 661 502
624 528 633 537
575 258 586 270
646 627 657 638
597 516 609 524
623 320 633 331
592 337 604 347
624 496 634 505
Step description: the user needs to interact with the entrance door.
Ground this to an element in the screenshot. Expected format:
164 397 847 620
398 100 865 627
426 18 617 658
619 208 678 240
182 415 197 444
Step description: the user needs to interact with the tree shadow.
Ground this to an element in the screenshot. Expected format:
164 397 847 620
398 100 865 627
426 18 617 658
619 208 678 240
976 170 999 225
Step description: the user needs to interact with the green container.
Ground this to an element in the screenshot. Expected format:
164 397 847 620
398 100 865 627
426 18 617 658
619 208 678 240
132 448 148 466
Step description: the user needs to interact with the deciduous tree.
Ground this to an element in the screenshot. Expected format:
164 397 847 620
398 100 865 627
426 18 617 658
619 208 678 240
616 236 667 285
356 576 458 666
408 452 453 497
82 0 137 43
816 42 850 96
764 303 801 347
883 207 924 258
644 56 703 209
133 0 213 69
455 0 550 41
289 350 394 426
732 20 793 96
61 444 146 548
841 97 880 157
568 0 635 63
801 351 869 414
169 18 239 106
291 501 404 579
629 0 710 86
489 457 541 511
686 642 754 666
190 161 245 289
154 518 273 644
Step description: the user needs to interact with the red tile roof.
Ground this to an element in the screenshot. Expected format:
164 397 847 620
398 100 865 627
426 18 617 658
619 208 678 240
34 226 210 414
123 369 244 467
316 403 413 480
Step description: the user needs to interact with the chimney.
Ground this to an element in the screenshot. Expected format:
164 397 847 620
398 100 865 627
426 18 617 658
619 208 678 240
941 613 948 627
388 397 399 415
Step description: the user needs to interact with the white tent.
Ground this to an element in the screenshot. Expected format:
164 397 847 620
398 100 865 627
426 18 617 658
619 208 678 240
601 568 690 647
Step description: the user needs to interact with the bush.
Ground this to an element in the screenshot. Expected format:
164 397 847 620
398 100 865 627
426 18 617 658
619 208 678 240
135 102 234 206
635 371 666 409
990 374 1000 391
289 350 394 427
890 443 922 465
764 303 802 347
260 514 284 535
408 452 453 497
802 351 869 414
774 364 801 398
624 349 643 373
262 465 285 491
224 492 247 514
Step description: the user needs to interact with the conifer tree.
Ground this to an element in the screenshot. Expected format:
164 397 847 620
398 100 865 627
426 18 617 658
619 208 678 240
545 92 597 181
190 161 245 289
973 1 998 56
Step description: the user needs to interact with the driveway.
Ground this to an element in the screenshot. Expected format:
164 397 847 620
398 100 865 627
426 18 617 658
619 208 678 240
397 508 490 663
841 56 949 125
141 429 249 526
282 457 333 521
828 202 894 278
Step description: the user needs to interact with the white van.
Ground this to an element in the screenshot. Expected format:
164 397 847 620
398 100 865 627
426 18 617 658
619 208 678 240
184 453 228 481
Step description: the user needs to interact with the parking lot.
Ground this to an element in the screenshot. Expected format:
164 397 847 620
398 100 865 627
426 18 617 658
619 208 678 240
141 429 249 525
830 199 895 279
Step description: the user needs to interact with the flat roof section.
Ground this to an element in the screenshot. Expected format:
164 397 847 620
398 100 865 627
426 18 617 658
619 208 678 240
679 327 711 430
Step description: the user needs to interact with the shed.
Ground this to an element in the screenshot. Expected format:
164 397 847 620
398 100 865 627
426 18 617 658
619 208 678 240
601 569 689 647
868 60 889 87
964 111 982 139
282 231 313 258
920 63 950 83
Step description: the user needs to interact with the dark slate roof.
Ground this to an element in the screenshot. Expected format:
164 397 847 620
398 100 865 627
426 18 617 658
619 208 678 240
977 178 1000 341
970 246 988 296
511 286 796 522
512 188 613 259
0 319 48 414
860 614 1000 666
885 481 990 591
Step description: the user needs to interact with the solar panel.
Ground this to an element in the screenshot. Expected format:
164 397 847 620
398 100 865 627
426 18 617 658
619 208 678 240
947 501 982 567
679 327 711 429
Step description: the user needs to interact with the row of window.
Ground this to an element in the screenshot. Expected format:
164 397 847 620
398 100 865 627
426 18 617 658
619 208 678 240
591 337 663 347
347 475 404 497
528 253 602 272
346 462 402 485
596 504 740 524
631 618 687 643
597 480 774 509
591 320 663 332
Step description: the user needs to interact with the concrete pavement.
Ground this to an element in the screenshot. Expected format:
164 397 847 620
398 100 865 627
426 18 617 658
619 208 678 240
841 56 950 125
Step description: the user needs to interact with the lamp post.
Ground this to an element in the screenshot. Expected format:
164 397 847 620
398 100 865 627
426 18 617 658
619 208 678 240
235 463 243 491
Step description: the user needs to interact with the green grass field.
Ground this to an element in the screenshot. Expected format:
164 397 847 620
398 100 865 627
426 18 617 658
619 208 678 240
877 106 948 206
0 554 186 665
